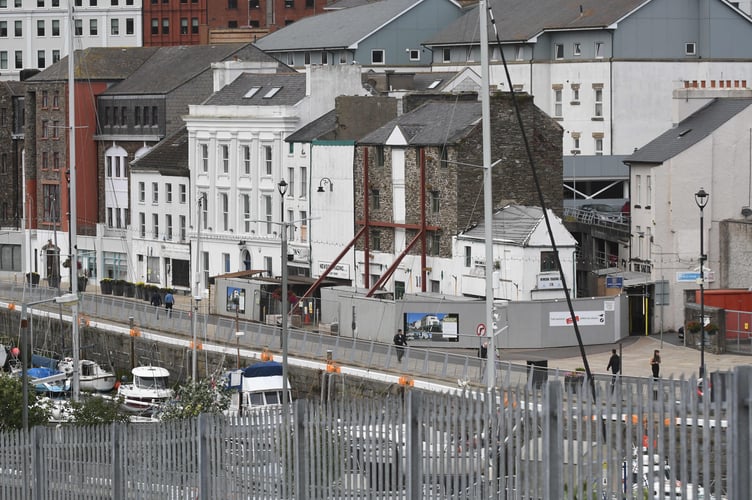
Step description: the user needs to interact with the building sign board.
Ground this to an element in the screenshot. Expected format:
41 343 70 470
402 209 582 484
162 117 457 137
319 261 350 280
676 271 715 283
606 276 623 288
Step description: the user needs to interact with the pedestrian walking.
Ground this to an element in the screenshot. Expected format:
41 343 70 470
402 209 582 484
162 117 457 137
393 329 407 362
650 349 661 400
150 289 162 318
650 350 661 380
164 291 174 318
606 348 620 391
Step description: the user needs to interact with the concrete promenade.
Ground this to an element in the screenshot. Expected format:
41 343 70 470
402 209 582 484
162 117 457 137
503 332 751 380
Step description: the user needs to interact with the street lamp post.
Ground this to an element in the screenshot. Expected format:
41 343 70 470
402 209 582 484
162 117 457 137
695 187 709 378
20 293 79 431
277 179 290 418
233 294 243 369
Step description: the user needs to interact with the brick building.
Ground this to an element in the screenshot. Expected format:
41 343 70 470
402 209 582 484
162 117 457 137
143 0 328 47
0 80 25 230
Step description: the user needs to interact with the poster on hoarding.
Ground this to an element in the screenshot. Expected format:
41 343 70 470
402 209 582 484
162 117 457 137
549 310 604 327
227 287 246 314
403 312 459 341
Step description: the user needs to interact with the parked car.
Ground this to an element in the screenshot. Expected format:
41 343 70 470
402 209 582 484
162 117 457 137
580 203 624 223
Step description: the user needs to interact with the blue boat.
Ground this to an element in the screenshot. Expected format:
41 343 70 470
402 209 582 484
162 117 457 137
26 367 71 395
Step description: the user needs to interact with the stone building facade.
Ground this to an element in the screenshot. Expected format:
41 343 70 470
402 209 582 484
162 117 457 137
354 92 563 264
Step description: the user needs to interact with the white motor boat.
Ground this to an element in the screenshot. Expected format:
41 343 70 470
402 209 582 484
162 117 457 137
58 357 117 393
117 366 173 413
224 361 291 417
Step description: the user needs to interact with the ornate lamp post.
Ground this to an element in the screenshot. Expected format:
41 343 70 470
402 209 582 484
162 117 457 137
694 187 709 378
277 179 290 418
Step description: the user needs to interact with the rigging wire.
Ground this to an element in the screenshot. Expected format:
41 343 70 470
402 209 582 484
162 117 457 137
485 2 596 399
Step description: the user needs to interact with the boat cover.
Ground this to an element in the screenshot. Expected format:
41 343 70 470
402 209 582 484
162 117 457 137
242 361 283 378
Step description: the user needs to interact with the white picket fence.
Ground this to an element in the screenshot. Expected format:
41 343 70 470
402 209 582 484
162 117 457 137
0 366 748 500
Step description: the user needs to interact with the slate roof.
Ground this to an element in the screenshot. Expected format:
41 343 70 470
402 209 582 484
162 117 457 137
324 0 384 9
358 101 480 145
426 0 649 45
28 47 159 82
130 126 189 177
256 0 433 51
104 44 280 95
285 110 337 142
624 98 752 164
0 80 26 96
462 204 547 246
203 72 306 106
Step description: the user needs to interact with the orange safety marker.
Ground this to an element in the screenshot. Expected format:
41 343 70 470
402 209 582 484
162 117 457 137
129 327 141 337
398 376 414 387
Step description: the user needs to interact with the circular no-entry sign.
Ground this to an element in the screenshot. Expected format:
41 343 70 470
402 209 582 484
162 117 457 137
476 323 486 336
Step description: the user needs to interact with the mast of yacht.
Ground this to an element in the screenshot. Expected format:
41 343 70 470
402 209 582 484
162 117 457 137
68 0 81 402
480 0 495 390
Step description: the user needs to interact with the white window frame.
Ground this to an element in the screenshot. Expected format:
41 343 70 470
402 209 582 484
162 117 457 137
554 43 564 60
635 175 642 206
595 41 604 58
221 192 229 231
594 88 603 118
554 89 562 118
409 49 419 61
242 145 251 174
221 144 229 173
685 42 696 56
200 143 209 172
371 49 385 65
573 42 581 56
264 145 272 175
243 194 251 232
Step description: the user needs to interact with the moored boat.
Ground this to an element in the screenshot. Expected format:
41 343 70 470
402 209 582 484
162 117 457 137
26 366 71 395
224 361 292 417
58 357 117 393
117 366 173 414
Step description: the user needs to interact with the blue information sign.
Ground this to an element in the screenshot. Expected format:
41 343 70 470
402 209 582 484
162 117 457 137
606 276 623 288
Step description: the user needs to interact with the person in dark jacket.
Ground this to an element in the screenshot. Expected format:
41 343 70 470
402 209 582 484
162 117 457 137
393 329 407 362
150 290 162 309
606 348 621 391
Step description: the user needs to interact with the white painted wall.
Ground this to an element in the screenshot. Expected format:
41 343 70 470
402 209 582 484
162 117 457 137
632 103 752 330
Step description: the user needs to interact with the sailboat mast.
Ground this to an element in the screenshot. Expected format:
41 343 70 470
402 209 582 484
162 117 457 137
68 0 80 402
480 0 495 390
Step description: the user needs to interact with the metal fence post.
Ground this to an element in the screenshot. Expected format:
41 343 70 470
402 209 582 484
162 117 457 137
543 380 563 499
406 389 421 500
111 423 123 500
31 426 43 500
294 400 307 500
732 365 752 499
197 414 210 500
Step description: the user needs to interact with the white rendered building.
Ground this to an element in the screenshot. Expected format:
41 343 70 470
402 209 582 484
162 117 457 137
0 0 142 80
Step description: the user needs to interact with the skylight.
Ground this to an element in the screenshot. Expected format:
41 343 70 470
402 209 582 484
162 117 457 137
427 79 443 89
263 87 282 98
243 87 261 98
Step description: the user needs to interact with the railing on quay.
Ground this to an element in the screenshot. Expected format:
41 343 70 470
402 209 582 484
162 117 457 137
0 367 746 499
0 282 712 399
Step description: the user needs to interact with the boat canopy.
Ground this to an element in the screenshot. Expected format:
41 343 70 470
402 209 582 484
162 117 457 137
242 361 283 378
